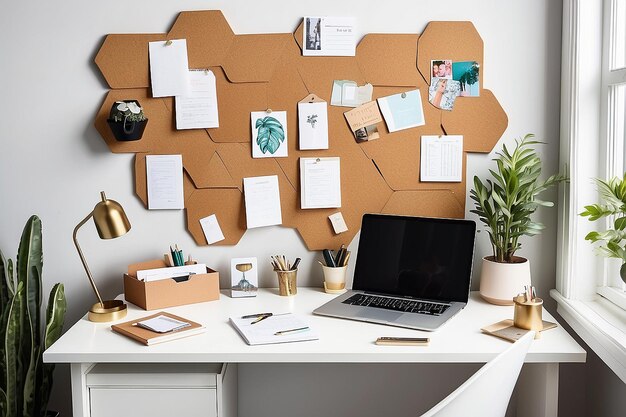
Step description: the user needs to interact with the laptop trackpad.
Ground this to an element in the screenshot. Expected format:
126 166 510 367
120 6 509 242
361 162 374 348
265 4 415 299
357 308 403 322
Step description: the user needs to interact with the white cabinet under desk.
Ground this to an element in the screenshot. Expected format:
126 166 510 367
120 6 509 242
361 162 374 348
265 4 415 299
79 363 236 417
45 289 585 417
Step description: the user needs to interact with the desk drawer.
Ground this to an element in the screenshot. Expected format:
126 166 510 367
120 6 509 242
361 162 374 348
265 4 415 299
90 388 217 417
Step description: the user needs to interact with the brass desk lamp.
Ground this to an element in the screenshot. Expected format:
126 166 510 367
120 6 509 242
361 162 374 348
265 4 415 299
73 192 131 322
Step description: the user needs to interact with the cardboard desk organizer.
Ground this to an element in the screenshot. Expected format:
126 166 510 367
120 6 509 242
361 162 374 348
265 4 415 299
124 260 220 310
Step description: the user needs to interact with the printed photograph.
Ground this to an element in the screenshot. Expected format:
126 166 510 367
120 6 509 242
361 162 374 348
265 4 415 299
251 111 288 158
428 77 461 111
452 61 480 97
431 59 453 80
305 17 322 51
231 257 258 298
354 125 380 142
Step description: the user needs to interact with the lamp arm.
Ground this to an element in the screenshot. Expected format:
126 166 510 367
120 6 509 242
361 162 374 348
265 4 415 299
73 211 105 307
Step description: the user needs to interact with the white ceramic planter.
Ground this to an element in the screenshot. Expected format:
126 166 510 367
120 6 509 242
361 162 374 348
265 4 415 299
479 256 531 305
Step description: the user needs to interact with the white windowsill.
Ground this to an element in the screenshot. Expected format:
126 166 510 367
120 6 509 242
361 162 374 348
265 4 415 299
551 289 626 383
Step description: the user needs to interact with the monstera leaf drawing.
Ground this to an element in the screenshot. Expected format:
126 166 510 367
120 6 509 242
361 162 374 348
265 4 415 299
255 116 285 154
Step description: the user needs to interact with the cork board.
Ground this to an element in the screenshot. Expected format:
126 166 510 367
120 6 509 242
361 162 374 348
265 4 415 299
94 10 508 251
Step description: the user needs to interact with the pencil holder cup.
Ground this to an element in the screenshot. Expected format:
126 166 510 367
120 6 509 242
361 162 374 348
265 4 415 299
513 295 543 331
322 265 347 294
276 269 297 296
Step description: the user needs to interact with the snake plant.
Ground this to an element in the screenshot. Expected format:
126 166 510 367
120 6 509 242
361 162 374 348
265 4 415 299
0 215 66 417
470 134 567 263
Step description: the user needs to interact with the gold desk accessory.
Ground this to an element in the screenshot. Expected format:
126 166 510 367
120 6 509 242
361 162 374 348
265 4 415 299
73 191 131 322
513 295 543 332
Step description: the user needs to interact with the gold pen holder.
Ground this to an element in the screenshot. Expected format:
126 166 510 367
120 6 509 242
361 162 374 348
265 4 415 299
322 265 347 294
513 295 543 331
276 269 297 296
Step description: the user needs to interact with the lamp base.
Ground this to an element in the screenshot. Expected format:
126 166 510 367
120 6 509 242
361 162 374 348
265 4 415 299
88 299 128 322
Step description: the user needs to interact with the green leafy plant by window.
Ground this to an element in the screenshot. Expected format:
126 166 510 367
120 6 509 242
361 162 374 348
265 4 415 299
255 116 285 154
470 134 567 263
580 174 626 283
0 215 67 417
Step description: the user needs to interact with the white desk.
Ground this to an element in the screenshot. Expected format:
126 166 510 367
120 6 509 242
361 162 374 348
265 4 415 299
44 289 585 417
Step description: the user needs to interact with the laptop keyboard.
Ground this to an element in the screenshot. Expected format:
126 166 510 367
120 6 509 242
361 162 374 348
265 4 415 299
342 294 450 316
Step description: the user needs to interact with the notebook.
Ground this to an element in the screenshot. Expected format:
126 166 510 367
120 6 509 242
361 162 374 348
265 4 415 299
111 312 206 346
313 214 476 331
230 313 318 345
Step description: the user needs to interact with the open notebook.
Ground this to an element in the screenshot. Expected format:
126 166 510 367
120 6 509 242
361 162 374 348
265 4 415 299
230 313 318 345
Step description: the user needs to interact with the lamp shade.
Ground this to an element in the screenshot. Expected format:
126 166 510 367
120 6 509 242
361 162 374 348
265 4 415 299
93 191 131 239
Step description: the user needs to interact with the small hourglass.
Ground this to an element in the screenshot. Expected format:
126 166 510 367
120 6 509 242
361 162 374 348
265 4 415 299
235 263 254 291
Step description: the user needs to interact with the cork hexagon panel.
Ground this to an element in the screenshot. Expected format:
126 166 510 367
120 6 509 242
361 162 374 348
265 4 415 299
94 10 507 250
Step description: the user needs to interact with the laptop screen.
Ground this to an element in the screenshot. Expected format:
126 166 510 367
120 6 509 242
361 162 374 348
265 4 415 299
352 214 476 303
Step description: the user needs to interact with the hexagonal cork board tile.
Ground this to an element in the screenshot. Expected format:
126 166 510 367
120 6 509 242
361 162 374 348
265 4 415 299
186 188 247 246
96 10 507 251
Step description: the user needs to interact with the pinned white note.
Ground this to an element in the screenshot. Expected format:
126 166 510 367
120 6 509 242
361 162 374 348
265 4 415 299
329 212 348 234
148 39 190 98
302 17 357 57
243 175 283 229
300 157 341 209
420 135 463 182
146 155 184 210
298 101 329 150
175 70 219 129
199 214 225 244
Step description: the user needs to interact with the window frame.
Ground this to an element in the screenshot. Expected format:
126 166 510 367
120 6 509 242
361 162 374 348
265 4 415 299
554 0 626 383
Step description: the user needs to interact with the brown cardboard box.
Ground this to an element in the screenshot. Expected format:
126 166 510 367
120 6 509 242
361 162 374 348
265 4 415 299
124 260 220 310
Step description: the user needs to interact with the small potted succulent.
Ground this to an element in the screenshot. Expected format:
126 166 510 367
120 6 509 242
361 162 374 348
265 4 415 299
107 100 148 141
581 173 626 284
470 134 567 305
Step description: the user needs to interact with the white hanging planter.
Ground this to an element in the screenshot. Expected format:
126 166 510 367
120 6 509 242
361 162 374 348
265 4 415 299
479 256 531 305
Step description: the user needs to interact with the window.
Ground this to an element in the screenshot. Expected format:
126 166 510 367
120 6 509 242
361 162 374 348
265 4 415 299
598 0 626 308
555 0 626 383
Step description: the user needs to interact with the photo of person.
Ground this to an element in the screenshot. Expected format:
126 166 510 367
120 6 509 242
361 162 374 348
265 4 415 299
305 17 322 51
431 59 452 80
428 77 461 111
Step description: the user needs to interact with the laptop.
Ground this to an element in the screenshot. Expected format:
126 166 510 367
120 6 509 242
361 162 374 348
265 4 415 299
313 214 476 331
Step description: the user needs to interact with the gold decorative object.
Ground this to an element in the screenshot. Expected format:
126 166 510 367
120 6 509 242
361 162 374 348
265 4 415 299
234 263 256 292
73 191 131 322
513 295 543 331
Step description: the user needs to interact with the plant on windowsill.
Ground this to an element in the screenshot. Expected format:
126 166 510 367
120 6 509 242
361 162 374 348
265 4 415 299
580 173 626 284
470 134 567 305
0 215 67 417
106 100 148 141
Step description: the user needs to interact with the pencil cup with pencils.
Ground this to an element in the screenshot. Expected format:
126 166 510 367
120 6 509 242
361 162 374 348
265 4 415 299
271 256 300 296
320 245 350 294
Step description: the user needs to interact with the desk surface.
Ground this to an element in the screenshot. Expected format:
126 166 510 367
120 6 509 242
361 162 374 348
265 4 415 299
44 289 585 364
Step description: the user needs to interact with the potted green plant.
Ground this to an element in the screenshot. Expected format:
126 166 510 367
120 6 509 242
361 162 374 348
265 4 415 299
106 100 148 141
581 173 626 284
470 134 567 305
0 215 67 417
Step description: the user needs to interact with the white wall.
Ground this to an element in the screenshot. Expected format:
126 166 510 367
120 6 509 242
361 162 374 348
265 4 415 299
0 0 574 416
